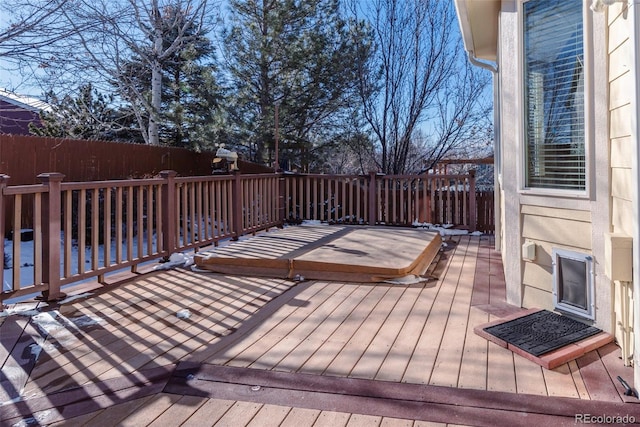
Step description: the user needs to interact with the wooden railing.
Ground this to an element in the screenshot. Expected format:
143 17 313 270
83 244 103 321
0 171 281 302
283 171 484 229
1 170 491 302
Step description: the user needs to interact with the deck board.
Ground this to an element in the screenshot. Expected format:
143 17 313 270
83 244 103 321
375 285 436 382
181 398 236 427
222 282 345 368
251 283 359 371
2 234 636 427
321 286 403 377
430 237 479 387
280 408 321 427
402 237 466 384
353 284 417 380
275 284 373 373
513 355 547 396
457 307 489 390
486 325 517 393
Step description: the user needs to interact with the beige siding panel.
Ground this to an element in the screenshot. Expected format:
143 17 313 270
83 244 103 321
608 13 629 53
522 262 553 293
522 285 554 311
611 137 633 169
609 41 631 83
527 241 553 267
612 197 634 236
609 72 631 111
611 168 633 201
610 103 632 139
608 2 629 26
524 240 592 269
521 215 592 250
520 205 590 222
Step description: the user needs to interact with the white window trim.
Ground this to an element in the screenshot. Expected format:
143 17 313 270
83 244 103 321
517 0 594 199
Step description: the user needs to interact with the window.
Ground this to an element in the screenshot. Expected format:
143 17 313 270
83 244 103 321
523 0 585 191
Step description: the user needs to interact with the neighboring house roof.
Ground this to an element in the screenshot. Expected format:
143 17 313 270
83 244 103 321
0 89 51 135
0 88 51 113
453 0 500 62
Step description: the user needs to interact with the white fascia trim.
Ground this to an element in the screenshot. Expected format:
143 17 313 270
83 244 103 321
454 0 476 54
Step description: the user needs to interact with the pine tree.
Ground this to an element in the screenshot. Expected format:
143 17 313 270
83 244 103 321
223 0 372 170
30 84 139 141
118 4 222 150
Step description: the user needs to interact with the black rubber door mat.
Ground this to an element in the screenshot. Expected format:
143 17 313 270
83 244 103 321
482 310 602 357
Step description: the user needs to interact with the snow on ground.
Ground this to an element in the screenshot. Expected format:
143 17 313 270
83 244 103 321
153 252 194 271
411 221 484 236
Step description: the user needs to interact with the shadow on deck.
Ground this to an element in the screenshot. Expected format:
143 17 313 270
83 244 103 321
1 231 638 426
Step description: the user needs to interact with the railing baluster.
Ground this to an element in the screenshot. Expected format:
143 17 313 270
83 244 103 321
12 194 21 291
78 189 86 274
102 187 111 281
146 185 153 256
0 175 7 293
33 193 42 287
92 188 99 270
116 187 123 263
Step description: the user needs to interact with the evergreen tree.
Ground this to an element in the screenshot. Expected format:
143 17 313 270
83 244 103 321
223 0 372 170
118 4 222 150
30 84 140 141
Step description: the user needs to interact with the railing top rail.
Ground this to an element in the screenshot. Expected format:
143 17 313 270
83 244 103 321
175 174 234 183
61 178 165 191
239 173 282 179
283 173 364 179
378 173 471 180
3 183 49 195
282 172 472 180
175 173 282 184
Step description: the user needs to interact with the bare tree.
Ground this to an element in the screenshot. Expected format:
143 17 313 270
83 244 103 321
349 0 491 174
2 0 213 145
58 0 213 145
0 0 86 90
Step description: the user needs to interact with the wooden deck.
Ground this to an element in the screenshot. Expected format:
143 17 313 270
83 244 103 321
1 234 639 426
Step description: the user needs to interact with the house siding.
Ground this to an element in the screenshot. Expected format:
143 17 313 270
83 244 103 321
497 1 611 331
0 99 41 135
609 6 634 238
521 205 592 310
608 2 635 362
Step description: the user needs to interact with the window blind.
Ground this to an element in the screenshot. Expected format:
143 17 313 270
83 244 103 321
523 0 585 191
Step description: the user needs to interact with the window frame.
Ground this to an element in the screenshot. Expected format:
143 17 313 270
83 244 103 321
518 0 593 198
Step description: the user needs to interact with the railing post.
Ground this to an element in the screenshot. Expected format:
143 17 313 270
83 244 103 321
278 171 286 228
232 170 243 240
468 170 477 232
160 170 177 260
368 171 377 225
0 174 8 298
38 172 65 302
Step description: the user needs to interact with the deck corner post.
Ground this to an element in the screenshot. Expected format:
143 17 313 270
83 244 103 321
160 170 177 259
368 171 378 225
469 170 477 232
232 170 243 240
38 172 65 302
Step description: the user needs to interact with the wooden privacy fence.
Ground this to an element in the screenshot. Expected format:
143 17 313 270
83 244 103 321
1 170 492 302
